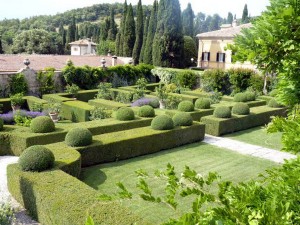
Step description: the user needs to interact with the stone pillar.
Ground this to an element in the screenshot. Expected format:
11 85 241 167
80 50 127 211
112 55 117 66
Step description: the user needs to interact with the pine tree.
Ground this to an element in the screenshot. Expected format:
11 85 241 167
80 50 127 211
132 0 144 64
143 0 158 65
182 3 194 37
122 4 135 57
119 0 128 56
107 7 118 41
152 0 184 67
227 12 233 24
139 14 149 63
0 37 3 54
241 4 249 24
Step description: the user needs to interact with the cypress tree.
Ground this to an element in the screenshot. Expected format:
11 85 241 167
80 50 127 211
122 4 135 57
182 3 194 37
119 0 128 56
132 0 144 64
58 23 66 46
0 37 3 54
107 7 118 41
115 32 121 56
227 12 233 24
143 0 158 65
152 0 184 67
139 14 149 63
100 18 110 41
241 4 249 23
75 25 79 40
68 16 76 42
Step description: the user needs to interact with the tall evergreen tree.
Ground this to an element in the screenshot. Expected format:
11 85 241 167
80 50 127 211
139 14 149 63
100 18 110 41
194 12 206 35
107 7 118 41
58 23 66 54
119 0 128 56
227 12 233 24
209 14 222 31
152 0 184 67
115 32 121 56
143 0 158 65
241 4 249 24
122 4 135 57
68 16 76 42
182 3 195 37
75 25 79 40
0 37 3 54
132 0 144 64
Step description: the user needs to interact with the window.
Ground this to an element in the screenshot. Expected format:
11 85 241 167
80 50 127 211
202 52 210 61
73 47 78 51
216 53 226 62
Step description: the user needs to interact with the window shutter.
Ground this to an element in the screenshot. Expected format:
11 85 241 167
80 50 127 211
208 52 210 61
216 53 219 62
223 54 226 62
201 52 204 61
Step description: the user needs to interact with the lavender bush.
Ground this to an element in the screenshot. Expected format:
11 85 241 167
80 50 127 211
0 110 46 124
131 97 159 108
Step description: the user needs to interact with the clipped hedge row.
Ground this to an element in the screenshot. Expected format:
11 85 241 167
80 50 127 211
7 165 147 225
42 93 74 103
88 99 130 110
61 101 94 122
165 108 213 121
24 96 48 111
76 123 205 167
201 106 287 136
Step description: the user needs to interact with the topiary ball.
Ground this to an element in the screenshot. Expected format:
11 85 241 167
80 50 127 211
268 98 283 108
151 115 174 130
213 106 232 118
116 107 135 121
149 98 160 108
30 116 55 133
65 127 93 147
172 112 193 126
195 98 211 109
232 103 250 115
0 118 3 131
233 93 248 102
245 91 256 101
19 145 55 172
178 101 194 112
138 105 155 118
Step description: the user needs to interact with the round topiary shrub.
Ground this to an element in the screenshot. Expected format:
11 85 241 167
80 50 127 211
138 105 155 118
0 118 3 131
268 98 283 108
19 145 55 172
195 98 211 109
245 91 256 101
30 116 55 133
233 93 248 102
149 98 160 108
151 115 174 130
213 106 232 118
269 89 278 97
178 101 194 112
116 107 135 121
65 127 93 147
172 112 193 126
232 103 250 115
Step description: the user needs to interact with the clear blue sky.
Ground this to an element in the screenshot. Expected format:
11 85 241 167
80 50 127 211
0 0 270 20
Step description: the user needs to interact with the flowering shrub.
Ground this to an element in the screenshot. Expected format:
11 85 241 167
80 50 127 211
0 110 45 125
131 97 159 108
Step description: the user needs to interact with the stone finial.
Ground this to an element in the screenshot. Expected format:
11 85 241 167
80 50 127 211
101 58 106 69
128 58 133 65
23 58 30 68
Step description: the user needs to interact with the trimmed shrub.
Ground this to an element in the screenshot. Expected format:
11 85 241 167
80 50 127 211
178 101 194 112
269 89 278 97
116 107 135 121
245 91 256 101
30 116 55 133
213 106 231 118
0 118 3 131
232 103 250 115
151 115 174 130
18 145 55 172
268 99 283 108
138 105 155 118
149 98 160 108
195 98 211 109
172 112 193 126
233 93 248 102
65 127 93 147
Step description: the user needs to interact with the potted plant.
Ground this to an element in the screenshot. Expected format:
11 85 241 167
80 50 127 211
47 102 61 123
155 84 168 109
66 84 80 99
10 93 25 111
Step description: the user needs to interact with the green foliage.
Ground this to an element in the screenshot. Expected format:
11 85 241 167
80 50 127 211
89 107 112 120
183 36 197 68
155 84 168 101
96 82 113 100
241 4 249 23
182 3 195 37
151 115 174 130
132 78 148 101
268 98 283 108
232 102 250 115
116 107 135 121
269 89 278 97
66 83 80 97
213 106 231 118
178 101 194 112
195 98 211 109
166 95 182 110
37 68 55 96
115 92 132 104
0 118 3 131
10 93 25 106
9 73 28 95
201 69 230 95
0 203 15 225
149 98 160 108
176 70 198 89
137 105 155 118
122 4 135 57
97 40 115 55
234 91 256 102
65 127 93 147
18 145 55 172
13 111 32 127
30 116 55 133
172 112 193 126
132 0 144 64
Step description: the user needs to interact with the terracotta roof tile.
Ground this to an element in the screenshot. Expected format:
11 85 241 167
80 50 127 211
69 39 97 46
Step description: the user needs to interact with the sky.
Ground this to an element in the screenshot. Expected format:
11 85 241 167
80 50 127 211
0 0 270 20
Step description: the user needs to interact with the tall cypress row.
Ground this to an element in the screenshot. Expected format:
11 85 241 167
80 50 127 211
139 13 149 63
153 0 184 67
68 16 76 42
115 32 121 56
241 4 249 24
182 3 194 37
132 0 144 64
122 4 135 57
0 37 3 54
107 7 118 41
143 0 158 65
119 0 128 56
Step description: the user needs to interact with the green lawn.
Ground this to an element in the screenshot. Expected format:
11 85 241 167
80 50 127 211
81 142 277 224
224 126 283 150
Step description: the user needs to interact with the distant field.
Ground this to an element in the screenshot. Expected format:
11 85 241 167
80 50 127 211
81 142 277 224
